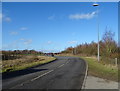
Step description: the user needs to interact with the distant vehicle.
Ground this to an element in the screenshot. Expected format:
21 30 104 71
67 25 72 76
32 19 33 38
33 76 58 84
44 53 54 57
51 53 54 57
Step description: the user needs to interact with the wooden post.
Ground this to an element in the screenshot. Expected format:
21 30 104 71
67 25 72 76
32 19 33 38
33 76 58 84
115 58 117 67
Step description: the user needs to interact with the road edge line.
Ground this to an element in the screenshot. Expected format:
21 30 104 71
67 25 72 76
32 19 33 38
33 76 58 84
81 58 88 90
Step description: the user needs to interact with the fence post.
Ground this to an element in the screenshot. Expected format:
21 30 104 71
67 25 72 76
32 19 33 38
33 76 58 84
115 58 117 67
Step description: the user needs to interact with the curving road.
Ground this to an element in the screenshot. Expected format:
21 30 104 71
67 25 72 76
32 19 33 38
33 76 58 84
2 56 86 90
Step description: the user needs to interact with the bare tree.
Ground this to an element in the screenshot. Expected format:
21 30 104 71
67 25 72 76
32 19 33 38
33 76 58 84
102 27 117 57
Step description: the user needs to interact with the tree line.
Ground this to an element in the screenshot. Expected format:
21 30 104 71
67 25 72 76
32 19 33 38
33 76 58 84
1 50 43 60
61 29 119 59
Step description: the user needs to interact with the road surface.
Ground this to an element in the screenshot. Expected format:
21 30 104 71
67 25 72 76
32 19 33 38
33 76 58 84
2 56 86 90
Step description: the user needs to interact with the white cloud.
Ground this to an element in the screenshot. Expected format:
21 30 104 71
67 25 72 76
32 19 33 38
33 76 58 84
23 39 32 45
2 40 19 50
20 27 28 30
47 41 52 44
69 11 97 20
10 32 18 35
20 38 32 45
68 41 78 44
2 39 33 50
48 15 55 20
20 38 25 41
0 13 11 22
4 17 11 22
40 49 59 53
2 14 12 22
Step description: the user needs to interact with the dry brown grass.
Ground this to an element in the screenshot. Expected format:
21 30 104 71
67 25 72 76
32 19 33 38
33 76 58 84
1 55 56 73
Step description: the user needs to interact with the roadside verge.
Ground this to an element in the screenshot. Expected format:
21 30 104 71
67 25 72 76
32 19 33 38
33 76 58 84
2 56 56 73
80 56 118 82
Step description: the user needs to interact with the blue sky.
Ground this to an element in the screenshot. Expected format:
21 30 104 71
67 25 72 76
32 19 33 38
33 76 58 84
2 2 118 52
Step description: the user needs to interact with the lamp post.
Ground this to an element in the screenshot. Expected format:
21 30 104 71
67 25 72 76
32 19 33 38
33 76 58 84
72 47 76 55
93 3 100 62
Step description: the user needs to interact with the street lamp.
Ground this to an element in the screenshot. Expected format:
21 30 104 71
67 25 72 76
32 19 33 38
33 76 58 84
93 3 100 62
93 3 99 6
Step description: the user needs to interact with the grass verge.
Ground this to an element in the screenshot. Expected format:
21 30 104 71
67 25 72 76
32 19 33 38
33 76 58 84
79 56 118 82
1 55 56 73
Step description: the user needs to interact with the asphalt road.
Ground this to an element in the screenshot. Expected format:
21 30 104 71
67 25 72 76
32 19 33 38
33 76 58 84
2 56 86 90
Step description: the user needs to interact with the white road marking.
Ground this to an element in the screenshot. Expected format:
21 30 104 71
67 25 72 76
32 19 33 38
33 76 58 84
11 70 54 88
11 60 70 88
58 60 70 68
66 61 69 64
31 70 54 81
58 64 64 68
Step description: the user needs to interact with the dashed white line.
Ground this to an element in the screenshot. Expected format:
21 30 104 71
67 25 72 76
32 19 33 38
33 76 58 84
66 61 69 64
58 60 70 68
58 64 65 68
31 70 54 81
11 60 70 88
11 70 54 88
29 60 70 82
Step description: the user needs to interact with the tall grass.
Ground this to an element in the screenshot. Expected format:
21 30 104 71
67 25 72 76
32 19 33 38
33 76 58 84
1 55 56 73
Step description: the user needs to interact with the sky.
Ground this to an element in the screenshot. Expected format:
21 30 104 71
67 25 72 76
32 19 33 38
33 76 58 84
1 2 118 52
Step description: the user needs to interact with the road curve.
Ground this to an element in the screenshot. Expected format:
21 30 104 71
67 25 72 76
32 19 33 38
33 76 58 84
2 56 86 90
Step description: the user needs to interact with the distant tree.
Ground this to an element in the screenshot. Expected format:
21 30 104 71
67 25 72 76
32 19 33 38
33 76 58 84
61 47 73 54
60 27 118 59
102 28 117 58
